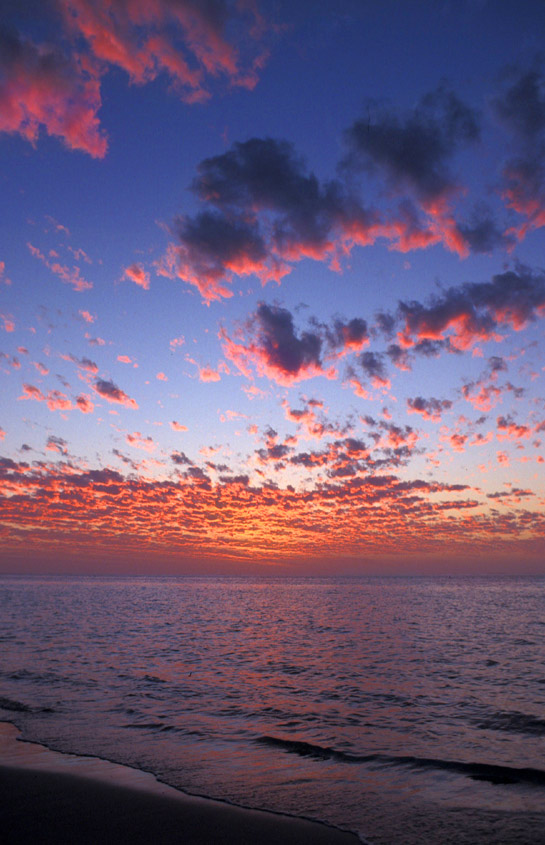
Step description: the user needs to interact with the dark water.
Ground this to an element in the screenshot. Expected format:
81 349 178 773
1 575 544 843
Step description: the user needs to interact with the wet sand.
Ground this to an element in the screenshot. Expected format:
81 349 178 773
0 723 360 844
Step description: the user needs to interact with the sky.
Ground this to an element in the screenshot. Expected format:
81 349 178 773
1 0 545 575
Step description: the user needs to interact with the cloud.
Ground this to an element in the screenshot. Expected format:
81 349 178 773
1 453 543 567
27 241 92 291
169 335 185 352
0 2 271 156
18 383 74 411
46 435 68 455
79 309 95 323
282 398 349 441
166 210 269 302
344 86 481 256
167 119 494 304
496 415 532 441
76 393 94 413
193 136 368 261
57 0 269 99
221 302 337 385
62 353 98 373
1 312 15 332
164 137 382 301
18 383 45 402
126 431 155 452
0 261 11 285
494 68 545 238
170 421 188 432
123 263 150 289
93 378 138 408
344 85 479 203
396 266 545 350
457 206 517 253
407 396 453 422
358 351 390 389
0 25 107 157
324 317 370 357
171 450 193 465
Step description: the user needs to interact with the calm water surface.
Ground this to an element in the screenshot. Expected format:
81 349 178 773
1 575 544 843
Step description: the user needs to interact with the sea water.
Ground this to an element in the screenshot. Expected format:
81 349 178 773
0 575 544 844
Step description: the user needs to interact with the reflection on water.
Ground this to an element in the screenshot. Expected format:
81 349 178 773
0 575 544 843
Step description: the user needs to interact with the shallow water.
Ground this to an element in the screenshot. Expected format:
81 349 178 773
1 575 544 843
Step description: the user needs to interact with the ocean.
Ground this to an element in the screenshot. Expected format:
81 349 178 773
0 575 544 843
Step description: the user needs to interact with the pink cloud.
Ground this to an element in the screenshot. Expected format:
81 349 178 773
79 310 95 323
18 383 45 402
27 242 92 291
170 421 188 432
123 263 150 290
0 261 11 285
126 431 155 452
169 335 185 352
57 0 269 99
0 28 107 157
156 371 168 381
76 394 94 413
1 313 15 332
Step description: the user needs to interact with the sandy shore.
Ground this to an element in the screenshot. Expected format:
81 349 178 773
0 723 360 844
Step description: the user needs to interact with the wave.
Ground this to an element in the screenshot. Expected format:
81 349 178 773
256 735 545 786
473 710 545 736
0 696 31 713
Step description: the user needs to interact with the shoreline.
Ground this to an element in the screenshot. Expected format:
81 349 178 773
0 722 362 844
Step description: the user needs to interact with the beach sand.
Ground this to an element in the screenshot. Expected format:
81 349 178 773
0 723 360 844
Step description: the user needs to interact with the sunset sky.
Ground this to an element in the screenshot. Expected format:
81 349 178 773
1 0 545 574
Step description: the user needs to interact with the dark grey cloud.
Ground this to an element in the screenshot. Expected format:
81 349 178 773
171 451 193 466
494 69 545 141
397 266 545 346
359 351 388 381
175 210 266 272
325 317 369 353
493 68 545 230
407 396 453 420
252 302 323 376
192 136 371 255
344 86 480 202
93 379 137 407
458 208 517 253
